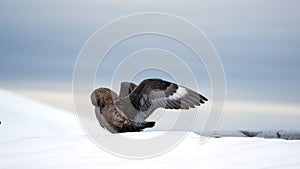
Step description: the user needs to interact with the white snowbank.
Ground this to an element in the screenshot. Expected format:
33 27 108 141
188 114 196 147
1 133 300 169
0 89 83 140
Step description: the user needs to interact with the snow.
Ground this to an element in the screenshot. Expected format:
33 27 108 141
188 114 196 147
1 89 300 169
1 133 300 169
0 89 83 140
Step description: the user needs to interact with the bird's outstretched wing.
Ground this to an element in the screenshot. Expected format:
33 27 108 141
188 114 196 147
118 82 137 98
126 79 208 122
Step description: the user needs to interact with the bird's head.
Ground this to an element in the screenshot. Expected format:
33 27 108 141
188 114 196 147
90 88 117 108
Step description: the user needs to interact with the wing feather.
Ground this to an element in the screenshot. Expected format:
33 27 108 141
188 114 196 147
118 82 137 98
123 79 208 122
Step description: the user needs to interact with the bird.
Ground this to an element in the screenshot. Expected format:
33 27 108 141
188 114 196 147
90 78 208 133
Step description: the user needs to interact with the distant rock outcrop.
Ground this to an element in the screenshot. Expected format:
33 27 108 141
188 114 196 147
277 131 300 140
240 131 262 137
196 130 300 140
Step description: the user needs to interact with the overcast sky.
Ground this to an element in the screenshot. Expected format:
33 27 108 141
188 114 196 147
1 0 299 130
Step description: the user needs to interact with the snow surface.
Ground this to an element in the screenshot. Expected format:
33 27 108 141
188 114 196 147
0 89 83 140
1 89 300 169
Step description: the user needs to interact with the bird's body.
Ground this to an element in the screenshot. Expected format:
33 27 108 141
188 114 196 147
91 79 208 133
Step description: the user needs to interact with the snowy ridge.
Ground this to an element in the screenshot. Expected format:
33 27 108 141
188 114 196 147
197 130 300 140
0 89 83 140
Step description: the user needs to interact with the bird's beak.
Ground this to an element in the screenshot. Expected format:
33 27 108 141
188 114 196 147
91 92 98 106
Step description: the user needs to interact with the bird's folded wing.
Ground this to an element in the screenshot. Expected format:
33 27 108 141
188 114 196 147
118 82 137 98
128 79 208 122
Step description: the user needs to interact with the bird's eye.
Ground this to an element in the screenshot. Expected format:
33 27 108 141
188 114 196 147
97 99 101 107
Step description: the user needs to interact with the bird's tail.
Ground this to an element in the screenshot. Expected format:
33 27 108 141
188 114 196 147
132 121 156 130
